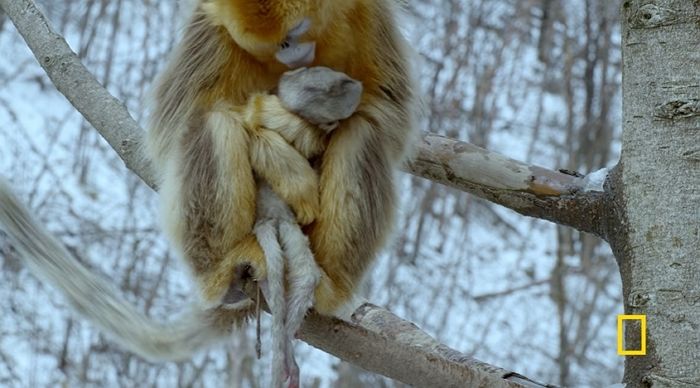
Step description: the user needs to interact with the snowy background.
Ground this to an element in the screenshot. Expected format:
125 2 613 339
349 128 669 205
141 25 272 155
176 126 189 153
0 1 623 387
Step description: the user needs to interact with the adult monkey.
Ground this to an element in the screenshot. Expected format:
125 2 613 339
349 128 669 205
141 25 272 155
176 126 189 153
148 0 417 315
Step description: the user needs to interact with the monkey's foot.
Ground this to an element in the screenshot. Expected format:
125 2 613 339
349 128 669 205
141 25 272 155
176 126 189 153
284 356 300 388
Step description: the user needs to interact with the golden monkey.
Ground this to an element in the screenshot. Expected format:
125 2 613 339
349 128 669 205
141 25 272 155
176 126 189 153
0 66 365 365
2 0 416 375
149 0 417 316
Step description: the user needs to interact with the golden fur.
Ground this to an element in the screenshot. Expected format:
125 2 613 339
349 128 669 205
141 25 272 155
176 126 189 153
149 0 416 315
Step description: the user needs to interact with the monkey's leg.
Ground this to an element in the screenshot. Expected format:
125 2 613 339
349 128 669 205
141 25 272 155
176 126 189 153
182 102 320 309
200 234 267 308
255 183 319 388
249 128 320 226
309 116 398 316
170 106 265 306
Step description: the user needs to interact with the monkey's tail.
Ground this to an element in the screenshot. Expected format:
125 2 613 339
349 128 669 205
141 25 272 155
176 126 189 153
0 179 227 361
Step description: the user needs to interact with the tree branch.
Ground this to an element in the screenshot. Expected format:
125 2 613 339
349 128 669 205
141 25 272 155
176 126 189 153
1 0 562 386
0 0 154 187
301 304 555 388
405 134 608 237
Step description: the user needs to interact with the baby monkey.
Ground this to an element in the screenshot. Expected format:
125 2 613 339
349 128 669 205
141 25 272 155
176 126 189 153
279 66 362 131
0 67 362 372
246 66 363 388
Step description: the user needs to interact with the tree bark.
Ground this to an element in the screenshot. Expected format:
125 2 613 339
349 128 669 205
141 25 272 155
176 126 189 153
301 305 554 388
609 1 700 386
408 133 608 236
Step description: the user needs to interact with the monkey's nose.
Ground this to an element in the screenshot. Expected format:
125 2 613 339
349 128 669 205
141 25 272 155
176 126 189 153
276 42 316 69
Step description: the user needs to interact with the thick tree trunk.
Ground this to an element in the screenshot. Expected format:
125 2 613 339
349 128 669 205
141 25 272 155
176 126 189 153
610 1 700 386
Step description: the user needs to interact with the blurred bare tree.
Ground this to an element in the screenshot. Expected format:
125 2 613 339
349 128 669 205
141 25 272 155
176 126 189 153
373 0 622 386
0 0 623 386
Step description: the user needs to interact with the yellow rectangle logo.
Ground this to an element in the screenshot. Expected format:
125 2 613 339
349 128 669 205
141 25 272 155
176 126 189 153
617 314 646 356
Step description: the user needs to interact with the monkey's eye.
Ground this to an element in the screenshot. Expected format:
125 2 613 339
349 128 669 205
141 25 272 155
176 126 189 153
303 85 325 93
341 79 356 87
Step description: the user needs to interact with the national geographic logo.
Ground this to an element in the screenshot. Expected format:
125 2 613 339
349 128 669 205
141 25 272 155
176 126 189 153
617 315 646 356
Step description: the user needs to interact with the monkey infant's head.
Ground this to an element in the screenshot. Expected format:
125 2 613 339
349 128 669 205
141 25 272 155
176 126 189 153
278 67 363 132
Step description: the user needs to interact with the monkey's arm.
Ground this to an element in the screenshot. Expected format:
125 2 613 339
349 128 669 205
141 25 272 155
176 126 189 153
308 22 417 315
246 116 321 226
244 94 327 160
244 66 363 159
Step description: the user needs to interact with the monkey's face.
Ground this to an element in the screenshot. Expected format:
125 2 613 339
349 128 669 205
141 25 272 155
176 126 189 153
203 0 315 65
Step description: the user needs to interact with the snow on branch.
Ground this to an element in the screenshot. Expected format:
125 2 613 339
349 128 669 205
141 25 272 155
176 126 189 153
406 135 608 237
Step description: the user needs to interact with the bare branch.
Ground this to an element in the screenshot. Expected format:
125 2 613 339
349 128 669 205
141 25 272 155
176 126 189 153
301 305 556 388
0 0 565 386
0 0 154 187
406 134 608 237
